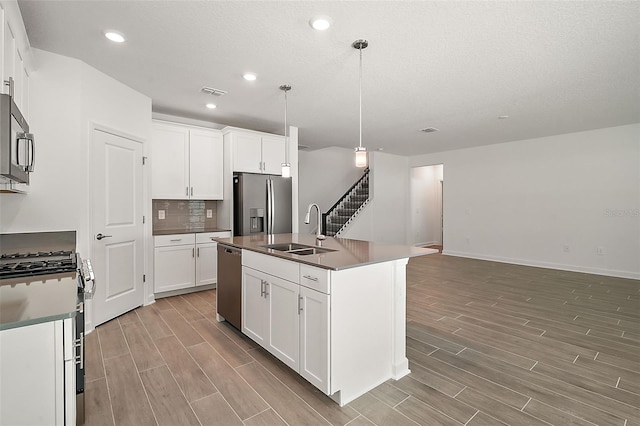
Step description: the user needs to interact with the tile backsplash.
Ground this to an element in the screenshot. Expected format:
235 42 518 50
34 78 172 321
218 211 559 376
152 199 219 233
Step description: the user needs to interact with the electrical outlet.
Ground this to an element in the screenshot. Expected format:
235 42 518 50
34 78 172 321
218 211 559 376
597 246 605 256
563 245 570 253
158 210 165 220
206 209 213 219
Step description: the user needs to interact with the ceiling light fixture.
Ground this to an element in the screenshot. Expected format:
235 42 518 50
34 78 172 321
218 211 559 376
353 39 368 168
309 16 332 31
104 31 125 43
243 73 257 81
205 103 216 109
498 115 510 119
280 84 292 178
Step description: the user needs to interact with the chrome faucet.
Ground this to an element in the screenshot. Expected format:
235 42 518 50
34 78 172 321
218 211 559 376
304 203 326 245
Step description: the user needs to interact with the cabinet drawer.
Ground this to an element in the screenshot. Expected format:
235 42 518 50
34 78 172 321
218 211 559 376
154 234 196 247
243 250 299 283
196 231 231 243
300 264 330 294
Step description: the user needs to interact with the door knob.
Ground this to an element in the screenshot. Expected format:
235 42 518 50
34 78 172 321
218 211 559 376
96 233 112 240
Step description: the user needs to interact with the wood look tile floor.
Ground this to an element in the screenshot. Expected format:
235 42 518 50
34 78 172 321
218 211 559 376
85 254 640 426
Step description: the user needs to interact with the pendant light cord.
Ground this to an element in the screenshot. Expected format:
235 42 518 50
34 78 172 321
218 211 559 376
284 89 288 163
359 45 363 149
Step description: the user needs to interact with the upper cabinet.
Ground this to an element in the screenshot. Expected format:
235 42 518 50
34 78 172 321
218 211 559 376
226 129 285 175
0 2 31 116
151 121 223 200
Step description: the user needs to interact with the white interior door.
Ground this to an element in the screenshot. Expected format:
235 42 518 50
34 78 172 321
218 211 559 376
92 128 144 327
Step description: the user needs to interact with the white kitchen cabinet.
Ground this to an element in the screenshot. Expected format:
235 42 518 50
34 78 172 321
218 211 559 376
241 267 269 346
299 285 330 393
151 121 223 200
154 232 230 294
241 251 329 387
226 129 285 174
195 233 218 286
0 318 75 426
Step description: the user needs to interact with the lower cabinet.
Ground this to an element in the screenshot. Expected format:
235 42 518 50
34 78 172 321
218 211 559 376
241 250 330 393
0 319 75 425
154 231 230 294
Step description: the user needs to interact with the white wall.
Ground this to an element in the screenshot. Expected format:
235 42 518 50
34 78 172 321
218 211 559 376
0 48 151 257
298 147 362 234
410 164 443 246
411 124 640 279
298 148 410 244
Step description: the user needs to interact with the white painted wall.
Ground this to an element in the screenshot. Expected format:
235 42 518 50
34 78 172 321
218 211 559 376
411 124 640 279
298 147 410 244
0 48 151 256
409 164 443 246
298 147 362 235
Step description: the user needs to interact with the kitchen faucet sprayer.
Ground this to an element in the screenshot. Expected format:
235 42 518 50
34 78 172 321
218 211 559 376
304 203 326 245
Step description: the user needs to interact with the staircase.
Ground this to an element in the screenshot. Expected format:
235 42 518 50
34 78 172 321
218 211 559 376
322 168 370 237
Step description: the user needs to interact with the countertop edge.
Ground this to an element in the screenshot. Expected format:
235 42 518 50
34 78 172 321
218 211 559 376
215 238 438 271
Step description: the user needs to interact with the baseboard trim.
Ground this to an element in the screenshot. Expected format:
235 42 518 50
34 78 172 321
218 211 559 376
441 250 640 280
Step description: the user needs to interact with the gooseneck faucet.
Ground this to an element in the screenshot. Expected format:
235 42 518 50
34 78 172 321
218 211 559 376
304 203 326 245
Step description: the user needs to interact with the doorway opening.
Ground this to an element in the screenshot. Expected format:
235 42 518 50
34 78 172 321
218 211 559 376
410 164 444 252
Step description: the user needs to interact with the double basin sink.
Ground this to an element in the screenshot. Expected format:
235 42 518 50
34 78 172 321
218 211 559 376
261 243 337 256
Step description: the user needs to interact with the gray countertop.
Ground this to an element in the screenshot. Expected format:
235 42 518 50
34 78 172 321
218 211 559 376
214 233 437 271
0 273 78 331
153 228 231 236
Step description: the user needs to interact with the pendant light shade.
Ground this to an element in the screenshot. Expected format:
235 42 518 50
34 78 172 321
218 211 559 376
280 84 292 178
353 39 368 168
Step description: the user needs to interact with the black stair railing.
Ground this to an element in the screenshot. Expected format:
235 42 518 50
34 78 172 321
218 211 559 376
322 168 370 237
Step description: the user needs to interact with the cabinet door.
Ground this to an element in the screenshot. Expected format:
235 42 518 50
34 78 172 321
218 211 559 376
299 286 330 393
266 275 300 371
196 242 217 286
0 321 63 425
232 133 262 173
242 267 268 346
261 136 286 175
190 129 223 199
154 244 195 293
151 123 190 199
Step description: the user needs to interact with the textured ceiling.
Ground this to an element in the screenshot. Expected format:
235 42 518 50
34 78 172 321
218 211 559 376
17 1 640 156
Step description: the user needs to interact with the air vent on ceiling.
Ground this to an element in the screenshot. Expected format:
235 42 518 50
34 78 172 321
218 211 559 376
201 86 227 96
420 127 439 133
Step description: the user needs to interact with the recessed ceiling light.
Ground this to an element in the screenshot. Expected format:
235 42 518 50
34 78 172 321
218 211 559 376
243 73 257 81
420 127 439 133
206 103 216 109
309 16 332 31
104 31 125 43
498 115 510 119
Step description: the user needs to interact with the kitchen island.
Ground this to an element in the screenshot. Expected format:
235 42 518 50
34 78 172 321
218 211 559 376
215 233 436 406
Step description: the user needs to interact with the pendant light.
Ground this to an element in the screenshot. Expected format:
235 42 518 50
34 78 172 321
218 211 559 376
353 39 368 168
280 84 292 178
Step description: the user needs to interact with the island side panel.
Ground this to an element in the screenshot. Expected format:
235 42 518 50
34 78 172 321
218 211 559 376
330 261 395 406
391 258 410 379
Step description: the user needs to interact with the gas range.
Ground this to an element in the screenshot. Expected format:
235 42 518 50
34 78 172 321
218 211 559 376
0 250 77 279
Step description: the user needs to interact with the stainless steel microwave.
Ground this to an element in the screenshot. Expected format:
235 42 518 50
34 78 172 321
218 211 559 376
0 93 34 184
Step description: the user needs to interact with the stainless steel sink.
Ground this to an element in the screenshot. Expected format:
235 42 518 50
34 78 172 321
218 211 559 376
261 243 337 255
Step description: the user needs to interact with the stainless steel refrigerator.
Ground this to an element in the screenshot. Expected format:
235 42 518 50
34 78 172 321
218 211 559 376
233 173 292 236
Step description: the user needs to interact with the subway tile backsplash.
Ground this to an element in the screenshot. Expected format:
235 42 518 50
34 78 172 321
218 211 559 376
152 199 218 233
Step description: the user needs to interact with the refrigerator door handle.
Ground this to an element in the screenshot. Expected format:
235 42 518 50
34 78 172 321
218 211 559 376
270 179 276 234
266 178 273 234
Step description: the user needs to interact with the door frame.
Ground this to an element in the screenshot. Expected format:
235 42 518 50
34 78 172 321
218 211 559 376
87 122 151 332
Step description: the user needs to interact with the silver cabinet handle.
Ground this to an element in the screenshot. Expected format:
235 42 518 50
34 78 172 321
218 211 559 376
264 282 269 297
302 275 319 281
186 187 189 196
260 279 265 297
170 238 182 242
192 248 195 257
96 233 112 240
191 187 194 196
197 247 200 257
298 295 303 314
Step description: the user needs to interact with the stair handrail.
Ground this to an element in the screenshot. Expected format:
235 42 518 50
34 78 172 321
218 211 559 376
322 168 370 235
